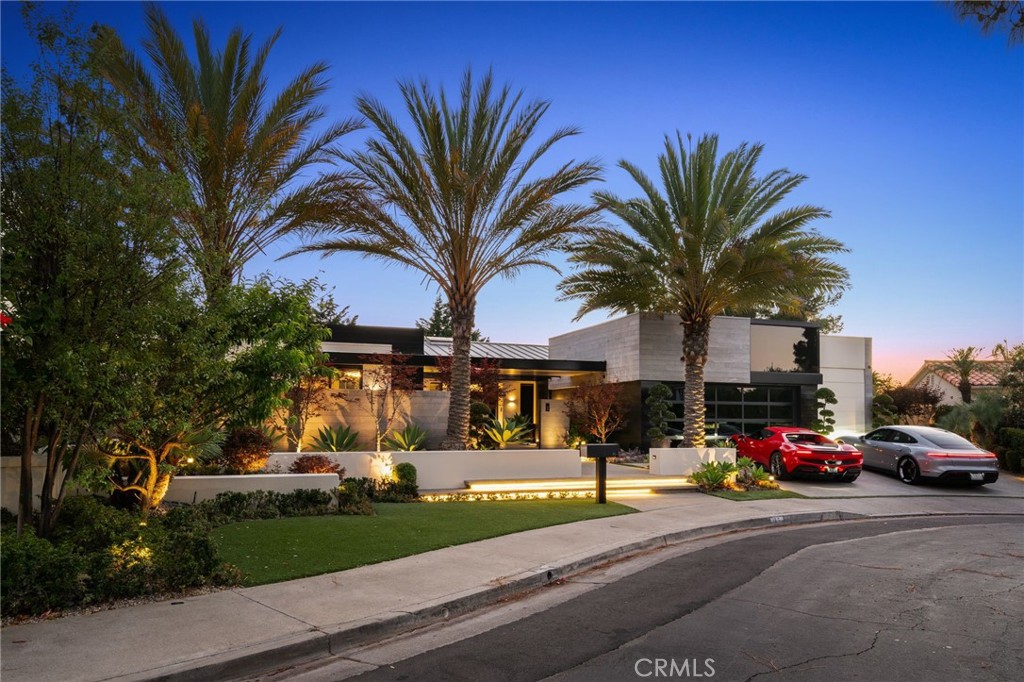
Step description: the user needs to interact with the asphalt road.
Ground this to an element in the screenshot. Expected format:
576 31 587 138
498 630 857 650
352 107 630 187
257 516 1024 682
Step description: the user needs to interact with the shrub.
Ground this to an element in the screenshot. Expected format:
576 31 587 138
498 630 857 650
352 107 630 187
467 401 495 449
482 414 533 449
735 457 778 490
333 479 373 515
342 467 419 503
609 447 647 464
220 427 273 473
383 423 428 451
311 425 359 452
394 462 417 488
191 489 337 525
288 454 345 476
996 427 1024 473
1 497 234 618
1 529 88 616
689 460 737 492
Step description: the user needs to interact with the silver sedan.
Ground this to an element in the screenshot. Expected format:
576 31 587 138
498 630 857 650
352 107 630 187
840 425 999 485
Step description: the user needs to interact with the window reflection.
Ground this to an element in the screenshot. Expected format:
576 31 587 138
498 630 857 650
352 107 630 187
750 324 819 373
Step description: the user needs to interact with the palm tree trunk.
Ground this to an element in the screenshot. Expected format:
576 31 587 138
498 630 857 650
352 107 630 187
681 319 711 448
442 296 475 450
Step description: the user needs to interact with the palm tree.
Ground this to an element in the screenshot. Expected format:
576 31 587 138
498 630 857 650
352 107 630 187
559 133 849 447
95 4 362 299
288 69 602 449
944 346 983 403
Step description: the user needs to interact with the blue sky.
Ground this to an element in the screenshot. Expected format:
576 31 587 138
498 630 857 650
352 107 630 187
3 1 1021 381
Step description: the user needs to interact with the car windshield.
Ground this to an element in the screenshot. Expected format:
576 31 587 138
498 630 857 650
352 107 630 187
920 430 978 450
785 432 830 445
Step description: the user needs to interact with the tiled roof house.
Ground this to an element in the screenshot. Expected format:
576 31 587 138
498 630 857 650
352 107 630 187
906 360 1007 405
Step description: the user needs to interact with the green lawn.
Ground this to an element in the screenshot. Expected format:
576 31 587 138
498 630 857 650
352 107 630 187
213 500 635 586
708 489 808 501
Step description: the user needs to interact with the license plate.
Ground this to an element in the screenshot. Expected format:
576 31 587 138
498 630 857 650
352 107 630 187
970 473 984 481
827 467 838 474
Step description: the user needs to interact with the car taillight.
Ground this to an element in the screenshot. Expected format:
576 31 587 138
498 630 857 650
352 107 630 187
926 451 997 459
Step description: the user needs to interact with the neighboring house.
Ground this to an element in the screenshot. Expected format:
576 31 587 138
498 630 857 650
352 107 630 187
906 360 1008 406
315 313 873 449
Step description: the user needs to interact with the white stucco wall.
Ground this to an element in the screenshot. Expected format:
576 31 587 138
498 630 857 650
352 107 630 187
0 455 61 512
164 473 340 504
267 449 582 491
820 335 872 434
649 447 736 475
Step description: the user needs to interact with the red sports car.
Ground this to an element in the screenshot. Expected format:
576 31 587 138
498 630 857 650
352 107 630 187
731 427 862 482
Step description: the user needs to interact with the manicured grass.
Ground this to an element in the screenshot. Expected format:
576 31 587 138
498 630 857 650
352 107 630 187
213 500 635 586
707 489 808 501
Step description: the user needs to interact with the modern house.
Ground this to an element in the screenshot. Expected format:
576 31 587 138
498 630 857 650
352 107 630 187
906 360 1008 405
313 313 872 450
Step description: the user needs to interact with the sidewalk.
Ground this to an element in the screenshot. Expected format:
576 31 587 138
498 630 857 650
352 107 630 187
2 488 1022 682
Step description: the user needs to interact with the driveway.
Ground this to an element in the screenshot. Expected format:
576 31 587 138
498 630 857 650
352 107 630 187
778 466 1024 498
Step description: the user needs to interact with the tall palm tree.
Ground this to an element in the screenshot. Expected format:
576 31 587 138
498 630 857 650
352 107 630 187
559 133 849 447
95 4 362 299
944 346 983 403
288 69 602 449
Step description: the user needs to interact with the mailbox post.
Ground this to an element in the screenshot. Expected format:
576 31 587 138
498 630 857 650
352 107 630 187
580 443 621 504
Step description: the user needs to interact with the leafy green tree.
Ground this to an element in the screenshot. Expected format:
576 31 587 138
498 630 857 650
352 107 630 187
104 277 330 511
943 346 983 403
289 68 602 449
1 5 187 535
95 4 363 299
416 295 488 341
996 342 1024 428
560 133 848 447
938 392 1007 450
872 372 899 396
885 384 944 425
564 380 628 444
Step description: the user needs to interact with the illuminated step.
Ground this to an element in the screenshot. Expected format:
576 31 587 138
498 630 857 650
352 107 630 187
465 477 695 493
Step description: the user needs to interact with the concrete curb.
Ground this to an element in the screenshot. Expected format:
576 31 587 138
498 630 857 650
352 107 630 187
132 509 871 682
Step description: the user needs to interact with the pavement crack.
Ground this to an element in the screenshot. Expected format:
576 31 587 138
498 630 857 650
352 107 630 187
723 597 901 628
232 589 319 629
742 628 884 682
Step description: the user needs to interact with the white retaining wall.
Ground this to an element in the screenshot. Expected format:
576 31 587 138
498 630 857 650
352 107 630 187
649 447 736 475
164 473 340 504
266 449 582 491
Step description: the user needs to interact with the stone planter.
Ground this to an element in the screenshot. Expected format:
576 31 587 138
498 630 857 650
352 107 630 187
649 447 736 476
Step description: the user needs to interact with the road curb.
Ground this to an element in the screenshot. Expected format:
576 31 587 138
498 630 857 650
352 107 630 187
134 510 871 682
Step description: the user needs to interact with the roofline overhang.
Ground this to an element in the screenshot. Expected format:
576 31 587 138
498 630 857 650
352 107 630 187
324 352 606 374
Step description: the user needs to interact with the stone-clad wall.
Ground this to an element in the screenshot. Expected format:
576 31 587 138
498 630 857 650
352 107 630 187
549 313 752 385
638 314 751 384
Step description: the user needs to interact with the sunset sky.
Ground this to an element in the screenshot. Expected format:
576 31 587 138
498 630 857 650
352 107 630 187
3 1 1021 382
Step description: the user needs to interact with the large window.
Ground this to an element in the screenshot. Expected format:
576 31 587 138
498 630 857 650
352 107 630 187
750 323 819 373
701 384 797 434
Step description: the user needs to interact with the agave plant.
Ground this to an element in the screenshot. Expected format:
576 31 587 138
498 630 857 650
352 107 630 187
311 425 359 452
482 415 534 450
383 423 429 452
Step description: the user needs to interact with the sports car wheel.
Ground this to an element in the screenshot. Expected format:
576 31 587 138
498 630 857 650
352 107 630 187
897 456 920 485
770 451 789 481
